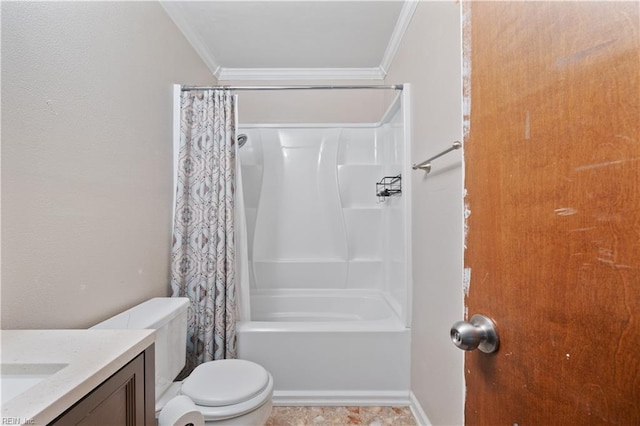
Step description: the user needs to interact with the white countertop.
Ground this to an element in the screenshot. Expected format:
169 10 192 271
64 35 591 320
1 329 155 425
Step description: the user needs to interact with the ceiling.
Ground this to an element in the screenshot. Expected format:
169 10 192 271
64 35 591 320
160 1 417 81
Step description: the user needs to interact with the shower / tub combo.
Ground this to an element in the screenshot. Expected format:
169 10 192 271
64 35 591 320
234 88 412 405
173 84 412 405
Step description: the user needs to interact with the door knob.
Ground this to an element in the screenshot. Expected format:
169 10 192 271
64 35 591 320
450 314 499 353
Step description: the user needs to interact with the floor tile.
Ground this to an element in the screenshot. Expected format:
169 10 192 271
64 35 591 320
266 406 417 426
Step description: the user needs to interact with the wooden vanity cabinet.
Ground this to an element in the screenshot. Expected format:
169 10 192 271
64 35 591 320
49 344 155 426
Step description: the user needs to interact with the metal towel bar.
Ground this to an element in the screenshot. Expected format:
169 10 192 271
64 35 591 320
412 141 462 173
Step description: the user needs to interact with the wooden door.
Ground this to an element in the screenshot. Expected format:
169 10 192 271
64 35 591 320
464 2 639 424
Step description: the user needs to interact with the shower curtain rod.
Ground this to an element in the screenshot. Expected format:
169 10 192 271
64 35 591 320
180 84 403 91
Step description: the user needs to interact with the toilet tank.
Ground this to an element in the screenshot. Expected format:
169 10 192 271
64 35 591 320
91 297 190 400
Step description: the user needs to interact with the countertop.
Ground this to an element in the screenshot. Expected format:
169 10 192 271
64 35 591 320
1 329 155 425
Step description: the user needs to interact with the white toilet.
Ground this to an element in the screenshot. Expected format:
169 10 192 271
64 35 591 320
91 297 273 425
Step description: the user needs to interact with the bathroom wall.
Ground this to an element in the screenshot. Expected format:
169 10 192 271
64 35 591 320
223 79 390 124
384 2 465 425
1 2 216 329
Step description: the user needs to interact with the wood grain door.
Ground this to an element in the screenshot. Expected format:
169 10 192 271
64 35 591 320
463 2 639 424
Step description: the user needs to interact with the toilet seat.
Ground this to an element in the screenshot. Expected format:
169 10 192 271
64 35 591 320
180 359 274 422
195 373 273 421
182 359 270 406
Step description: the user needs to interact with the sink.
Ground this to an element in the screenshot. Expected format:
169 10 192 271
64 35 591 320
1 363 68 404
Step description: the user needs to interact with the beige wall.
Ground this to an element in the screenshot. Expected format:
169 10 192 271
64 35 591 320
1 2 216 329
222 79 390 124
384 2 464 425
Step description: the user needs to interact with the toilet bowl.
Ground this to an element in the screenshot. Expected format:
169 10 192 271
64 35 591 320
91 297 273 425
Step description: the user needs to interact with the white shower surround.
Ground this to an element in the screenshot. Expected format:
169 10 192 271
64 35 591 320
236 89 412 405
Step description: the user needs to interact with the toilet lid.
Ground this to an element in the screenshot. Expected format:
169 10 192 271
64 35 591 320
181 359 270 407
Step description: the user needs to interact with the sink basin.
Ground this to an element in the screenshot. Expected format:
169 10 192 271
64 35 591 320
1 363 68 404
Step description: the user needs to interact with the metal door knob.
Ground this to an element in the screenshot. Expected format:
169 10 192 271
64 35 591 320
450 314 499 353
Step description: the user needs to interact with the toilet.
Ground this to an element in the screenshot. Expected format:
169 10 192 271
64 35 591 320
91 297 273 425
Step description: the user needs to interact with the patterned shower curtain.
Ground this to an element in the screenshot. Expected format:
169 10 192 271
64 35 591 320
171 90 237 374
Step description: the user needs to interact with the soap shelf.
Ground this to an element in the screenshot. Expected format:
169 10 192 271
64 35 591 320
376 174 402 202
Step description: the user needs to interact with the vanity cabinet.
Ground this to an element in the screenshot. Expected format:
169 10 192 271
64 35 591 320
49 345 155 426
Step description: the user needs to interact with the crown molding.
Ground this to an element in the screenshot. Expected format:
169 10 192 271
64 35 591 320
160 1 221 78
379 0 419 75
161 0 416 82
217 67 386 81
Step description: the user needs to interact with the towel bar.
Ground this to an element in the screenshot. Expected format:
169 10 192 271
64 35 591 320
412 141 462 173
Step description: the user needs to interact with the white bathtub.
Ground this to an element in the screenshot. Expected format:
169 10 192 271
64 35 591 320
236 290 411 406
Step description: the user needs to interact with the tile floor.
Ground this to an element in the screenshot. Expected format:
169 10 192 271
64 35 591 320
265 406 417 426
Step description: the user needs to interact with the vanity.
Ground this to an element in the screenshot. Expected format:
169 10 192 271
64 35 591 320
1 329 155 425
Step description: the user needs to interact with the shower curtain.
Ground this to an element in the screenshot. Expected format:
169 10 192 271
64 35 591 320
171 89 237 373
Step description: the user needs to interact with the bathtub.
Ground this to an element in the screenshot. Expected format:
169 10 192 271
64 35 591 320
236 289 411 406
